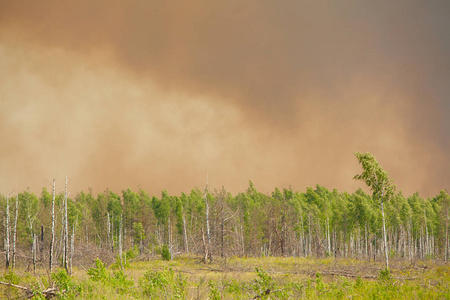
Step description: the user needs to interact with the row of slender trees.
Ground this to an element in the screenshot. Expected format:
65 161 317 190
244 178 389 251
1 160 449 271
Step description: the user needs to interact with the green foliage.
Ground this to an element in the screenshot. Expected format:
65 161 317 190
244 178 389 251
87 258 108 283
87 258 134 295
377 268 392 284
111 246 139 269
208 280 221 300
1 257 449 299
133 222 145 244
354 152 396 203
158 244 171 261
4 174 450 279
110 269 134 295
2 269 20 285
52 269 80 299
139 267 187 299
252 267 287 299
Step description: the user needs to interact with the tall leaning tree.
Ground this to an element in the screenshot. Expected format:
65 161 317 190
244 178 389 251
354 152 396 270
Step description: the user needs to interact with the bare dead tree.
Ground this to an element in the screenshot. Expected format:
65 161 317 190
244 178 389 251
70 222 75 275
49 179 55 272
182 206 189 254
204 173 212 263
119 215 123 267
107 212 111 252
12 195 18 269
63 175 69 272
40 225 44 264
5 195 10 269
168 217 173 260
32 234 36 274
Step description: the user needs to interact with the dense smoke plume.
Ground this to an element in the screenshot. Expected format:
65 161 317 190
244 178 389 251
1 1 449 196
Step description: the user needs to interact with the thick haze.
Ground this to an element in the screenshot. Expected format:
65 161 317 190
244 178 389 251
1 1 449 196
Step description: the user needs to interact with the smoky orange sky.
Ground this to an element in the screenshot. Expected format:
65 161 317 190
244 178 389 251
1 1 449 197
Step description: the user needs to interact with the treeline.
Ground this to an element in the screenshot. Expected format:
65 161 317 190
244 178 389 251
1 181 449 270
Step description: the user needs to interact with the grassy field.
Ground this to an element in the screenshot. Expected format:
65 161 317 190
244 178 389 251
1 255 449 299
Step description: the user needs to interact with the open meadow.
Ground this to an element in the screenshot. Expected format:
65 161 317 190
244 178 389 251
1 254 449 299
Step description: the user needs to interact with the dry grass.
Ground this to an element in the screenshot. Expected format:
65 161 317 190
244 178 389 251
1 255 449 299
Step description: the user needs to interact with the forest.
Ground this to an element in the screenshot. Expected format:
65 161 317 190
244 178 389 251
1 154 449 299
2 181 450 268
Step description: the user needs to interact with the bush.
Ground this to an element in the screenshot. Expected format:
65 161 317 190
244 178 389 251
87 258 134 295
87 258 108 283
52 269 80 299
161 244 171 261
209 280 221 300
139 267 187 299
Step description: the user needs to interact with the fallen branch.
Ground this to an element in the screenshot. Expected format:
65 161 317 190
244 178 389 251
0 281 58 299
0 280 29 291
320 272 417 280
321 271 377 279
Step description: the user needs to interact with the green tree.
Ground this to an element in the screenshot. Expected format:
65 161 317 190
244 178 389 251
354 152 396 269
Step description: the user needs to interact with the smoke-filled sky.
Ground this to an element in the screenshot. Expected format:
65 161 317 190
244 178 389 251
1 1 449 197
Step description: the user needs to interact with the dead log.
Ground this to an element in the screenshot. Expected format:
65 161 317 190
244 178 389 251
0 281 59 299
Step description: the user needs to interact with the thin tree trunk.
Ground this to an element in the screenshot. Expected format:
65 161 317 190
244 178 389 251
40 225 44 264
327 216 331 255
308 212 311 256
12 195 18 269
182 209 189 254
365 222 368 259
32 234 36 274
111 214 115 252
119 215 123 267
168 218 173 260
424 210 428 257
201 227 208 263
50 179 55 272
63 175 69 272
240 224 244 257
409 211 413 260
445 206 449 261
381 201 389 269
204 175 211 262
221 215 224 258
107 212 111 252
300 212 305 257
5 196 10 269
70 224 74 275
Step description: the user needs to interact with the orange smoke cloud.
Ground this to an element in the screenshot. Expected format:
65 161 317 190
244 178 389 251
0 1 449 196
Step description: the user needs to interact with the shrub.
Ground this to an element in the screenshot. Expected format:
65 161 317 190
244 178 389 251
87 258 134 295
161 244 171 261
87 258 109 283
139 267 186 299
52 269 80 299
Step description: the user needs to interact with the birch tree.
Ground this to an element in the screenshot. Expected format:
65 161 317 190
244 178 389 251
204 175 212 262
5 195 10 269
12 195 18 268
50 179 55 272
354 152 396 270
